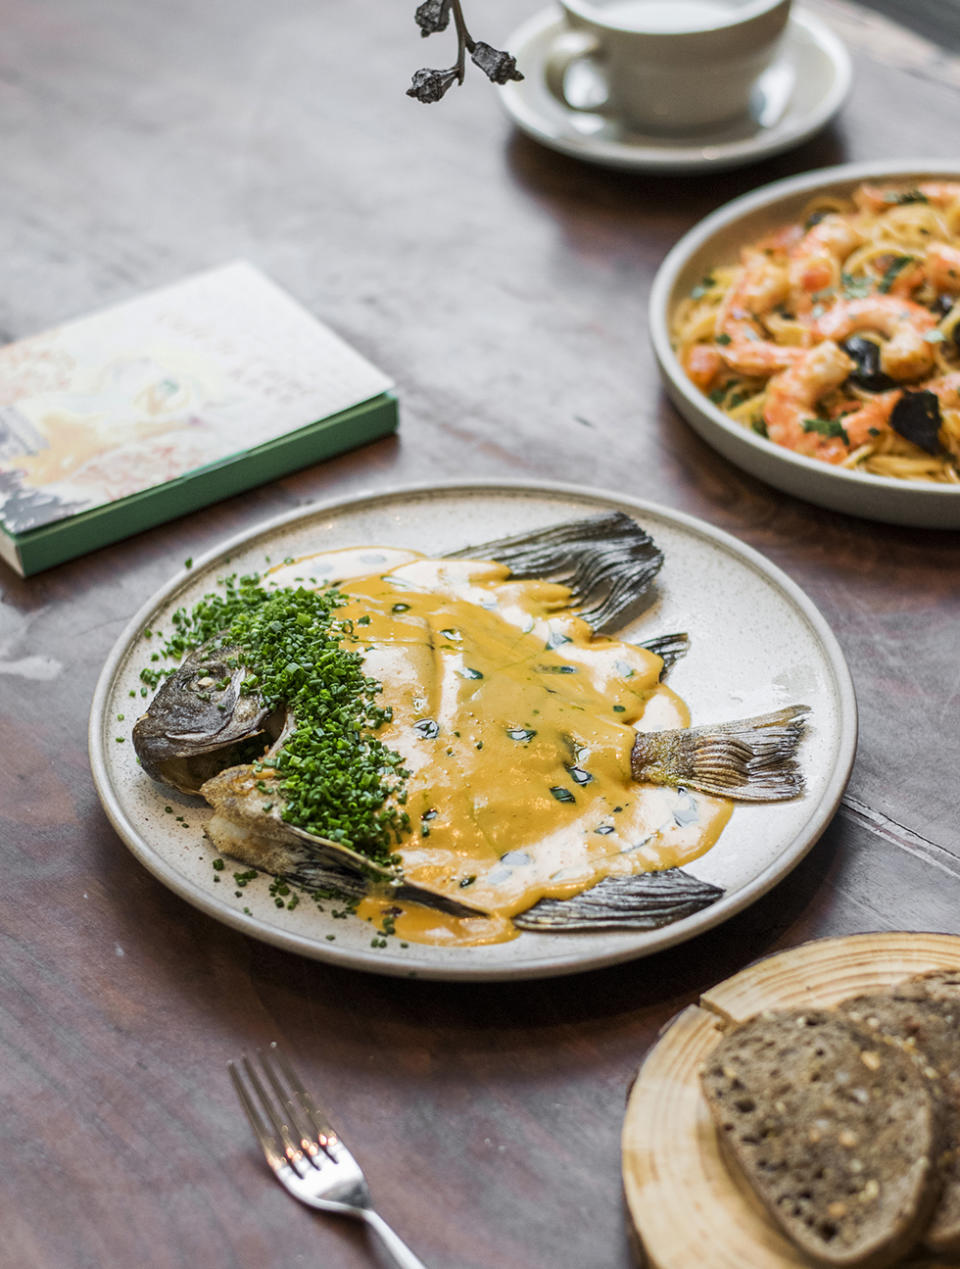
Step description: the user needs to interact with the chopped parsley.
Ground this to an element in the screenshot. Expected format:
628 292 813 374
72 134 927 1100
883 189 928 205
840 271 874 300
803 417 850 443
877 255 915 294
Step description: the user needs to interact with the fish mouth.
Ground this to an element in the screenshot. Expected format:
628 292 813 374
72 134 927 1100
131 513 810 935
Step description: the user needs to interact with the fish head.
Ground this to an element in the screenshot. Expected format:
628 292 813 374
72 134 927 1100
133 643 282 794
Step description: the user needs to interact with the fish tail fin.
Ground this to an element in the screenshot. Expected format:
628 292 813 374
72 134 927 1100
631 705 810 801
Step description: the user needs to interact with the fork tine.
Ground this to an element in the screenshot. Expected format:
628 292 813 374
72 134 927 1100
267 1042 347 1160
240 1053 305 1169
228 1059 286 1171
258 1044 324 1159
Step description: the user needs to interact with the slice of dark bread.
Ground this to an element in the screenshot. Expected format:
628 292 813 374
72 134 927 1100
700 1009 941 1269
839 972 960 1257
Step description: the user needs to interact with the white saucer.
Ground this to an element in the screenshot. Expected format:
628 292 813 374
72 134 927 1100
498 6 852 173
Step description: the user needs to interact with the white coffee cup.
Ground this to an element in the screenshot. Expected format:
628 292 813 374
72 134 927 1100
544 0 792 134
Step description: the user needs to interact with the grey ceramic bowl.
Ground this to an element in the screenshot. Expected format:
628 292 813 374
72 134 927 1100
649 159 960 527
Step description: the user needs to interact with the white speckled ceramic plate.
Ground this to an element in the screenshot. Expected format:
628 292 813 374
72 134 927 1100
497 7 850 173
650 160 960 527
89 481 856 980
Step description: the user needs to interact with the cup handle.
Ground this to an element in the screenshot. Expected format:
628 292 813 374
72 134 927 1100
543 29 608 113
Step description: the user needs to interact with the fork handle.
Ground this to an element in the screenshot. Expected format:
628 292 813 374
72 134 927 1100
362 1209 430 1269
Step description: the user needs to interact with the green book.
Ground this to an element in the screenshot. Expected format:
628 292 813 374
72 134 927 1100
0 261 398 576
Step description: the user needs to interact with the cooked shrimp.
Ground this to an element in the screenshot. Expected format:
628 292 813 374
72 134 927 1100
684 344 724 390
718 251 791 332
928 372 960 409
926 242 960 293
763 342 901 463
715 251 803 376
719 338 803 378
918 182 960 207
883 257 926 297
855 181 960 212
838 391 903 448
788 215 864 295
812 295 937 381
763 342 852 458
754 221 805 253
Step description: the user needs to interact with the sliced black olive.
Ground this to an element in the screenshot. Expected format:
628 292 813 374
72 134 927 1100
841 335 896 391
889 389 943 455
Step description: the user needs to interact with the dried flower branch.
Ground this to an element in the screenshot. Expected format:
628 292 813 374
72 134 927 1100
407 0 523 103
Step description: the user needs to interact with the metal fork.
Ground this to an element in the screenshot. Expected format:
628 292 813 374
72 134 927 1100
229 1044 429 1269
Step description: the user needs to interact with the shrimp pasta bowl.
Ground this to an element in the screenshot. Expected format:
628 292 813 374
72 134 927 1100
650 160 960 527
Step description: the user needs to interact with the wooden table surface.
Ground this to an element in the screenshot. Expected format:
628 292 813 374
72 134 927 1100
3 1 960 1265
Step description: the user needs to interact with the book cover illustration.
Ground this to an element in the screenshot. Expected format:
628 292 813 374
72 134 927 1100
0 261 394 537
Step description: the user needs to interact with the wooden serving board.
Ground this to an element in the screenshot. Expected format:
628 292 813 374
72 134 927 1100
622 933 960 1269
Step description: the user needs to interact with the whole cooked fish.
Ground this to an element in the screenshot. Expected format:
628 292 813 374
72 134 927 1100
133 513 808 937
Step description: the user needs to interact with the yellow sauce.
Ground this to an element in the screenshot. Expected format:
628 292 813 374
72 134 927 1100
264 550 733 945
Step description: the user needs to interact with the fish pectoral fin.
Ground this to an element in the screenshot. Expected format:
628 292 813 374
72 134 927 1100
630 705 810 802
444 511 664 633
637 632 690 680
513 868 723 931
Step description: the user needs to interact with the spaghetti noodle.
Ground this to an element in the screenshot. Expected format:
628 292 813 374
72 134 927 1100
672 181 960 481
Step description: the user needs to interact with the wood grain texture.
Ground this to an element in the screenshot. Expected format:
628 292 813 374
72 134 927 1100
623 934 960 1269
2 1 960 1266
